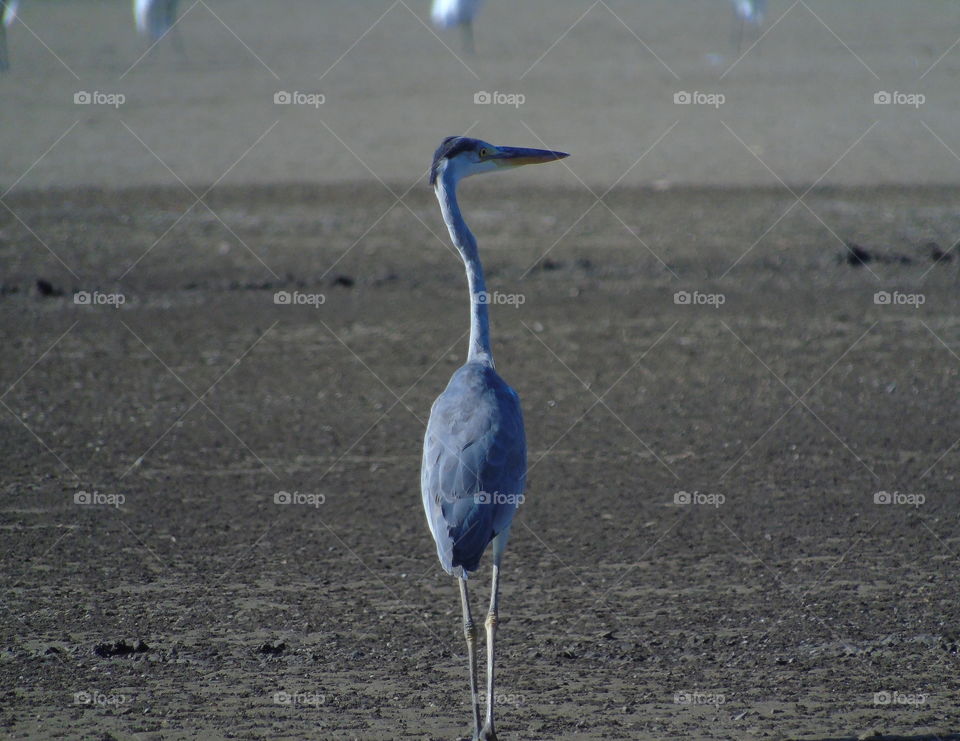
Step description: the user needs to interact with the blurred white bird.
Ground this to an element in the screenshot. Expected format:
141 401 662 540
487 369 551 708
431 0 484 53
731 0 766 51
134 0 180 44
0 0 20 72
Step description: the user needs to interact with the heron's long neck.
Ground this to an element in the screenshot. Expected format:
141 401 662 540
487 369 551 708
436 173 493 365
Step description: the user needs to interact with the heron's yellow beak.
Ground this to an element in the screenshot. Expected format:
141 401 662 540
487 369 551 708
488 146 570 168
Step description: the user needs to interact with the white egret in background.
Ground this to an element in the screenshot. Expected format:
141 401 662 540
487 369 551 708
0 0 20 72
431 0 484 53
732 0 766 51
133 0 181 49
422 136 568 741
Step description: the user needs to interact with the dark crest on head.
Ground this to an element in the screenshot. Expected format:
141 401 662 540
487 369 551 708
429 136 480 185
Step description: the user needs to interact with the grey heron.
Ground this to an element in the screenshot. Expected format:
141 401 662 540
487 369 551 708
422 136 568 741
431 0 485 53
0 0 20 73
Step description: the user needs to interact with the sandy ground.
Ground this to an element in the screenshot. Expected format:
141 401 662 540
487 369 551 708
2 2 960 741
2 182 959 739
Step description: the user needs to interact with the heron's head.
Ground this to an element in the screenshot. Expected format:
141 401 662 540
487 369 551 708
429 136 569 187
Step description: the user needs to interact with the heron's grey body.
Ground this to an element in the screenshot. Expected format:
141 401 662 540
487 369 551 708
421 136 566 741
421 360 525 577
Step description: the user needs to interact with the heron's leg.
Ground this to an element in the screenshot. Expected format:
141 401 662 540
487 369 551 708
480 532 509 741
459 577 482 740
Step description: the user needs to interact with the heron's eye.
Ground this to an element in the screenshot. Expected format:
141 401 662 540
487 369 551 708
478 148 489 158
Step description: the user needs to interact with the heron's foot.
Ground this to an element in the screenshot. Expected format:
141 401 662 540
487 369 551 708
478 724 497 741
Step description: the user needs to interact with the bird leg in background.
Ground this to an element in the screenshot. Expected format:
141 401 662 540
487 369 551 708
480 562 501 741
0 27 8 73
461 20 475 55
459 577 482 739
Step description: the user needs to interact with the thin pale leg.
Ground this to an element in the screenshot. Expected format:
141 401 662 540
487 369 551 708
480 531 509 741
461 20 475 55
459 577 482 740
0 26 9 73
